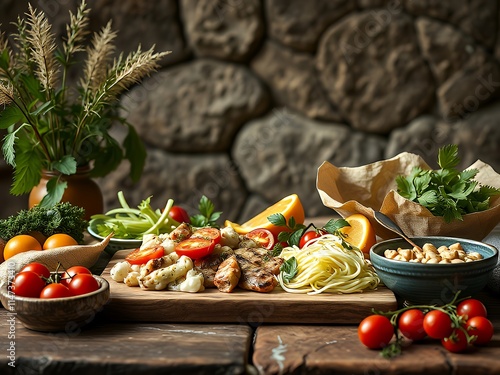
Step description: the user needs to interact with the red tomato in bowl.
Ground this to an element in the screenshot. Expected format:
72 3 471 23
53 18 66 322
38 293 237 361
20 262 51 279
68 274 100 296
169 206 190 224
61 265 92 286
12 271 47 298
40 283 73 299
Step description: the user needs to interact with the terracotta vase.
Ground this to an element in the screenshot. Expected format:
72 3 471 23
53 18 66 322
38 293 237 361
28 166 104 220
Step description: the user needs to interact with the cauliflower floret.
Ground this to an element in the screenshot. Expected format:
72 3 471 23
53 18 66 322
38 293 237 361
167 269 205 293
160 238 175 254
110 261 132 283
140 252 179 278
220 226 240 248
140 234 162 250
139 255 193 291
124 271 140 287
130 264 141 272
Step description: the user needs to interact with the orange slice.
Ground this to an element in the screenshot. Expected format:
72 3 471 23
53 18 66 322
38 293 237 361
225 194 305 237
339 214 377 255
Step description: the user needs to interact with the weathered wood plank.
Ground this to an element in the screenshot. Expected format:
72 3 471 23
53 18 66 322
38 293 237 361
101 250 397 324
252 317 500 375
0 309 252 375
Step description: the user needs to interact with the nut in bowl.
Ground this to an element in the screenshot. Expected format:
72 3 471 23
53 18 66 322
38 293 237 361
0 275 109 332
370 236 498 305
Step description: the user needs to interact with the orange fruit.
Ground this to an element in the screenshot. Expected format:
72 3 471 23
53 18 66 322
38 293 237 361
339 214 377 255
225 194 305 238
43 233 78 250
3 234 42 260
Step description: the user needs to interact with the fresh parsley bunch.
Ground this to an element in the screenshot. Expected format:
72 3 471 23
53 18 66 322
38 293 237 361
396 144 500 223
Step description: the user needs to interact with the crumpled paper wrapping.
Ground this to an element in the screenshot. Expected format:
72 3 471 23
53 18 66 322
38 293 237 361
0 233 112 287
317 152 500 241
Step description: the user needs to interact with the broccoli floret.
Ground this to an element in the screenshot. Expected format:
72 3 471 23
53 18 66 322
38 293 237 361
0 202 88 243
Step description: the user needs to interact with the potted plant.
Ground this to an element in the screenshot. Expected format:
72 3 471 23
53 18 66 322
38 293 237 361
0 1 169 215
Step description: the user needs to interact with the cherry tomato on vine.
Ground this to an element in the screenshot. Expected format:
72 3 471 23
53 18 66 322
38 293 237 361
61 265 92 286
398 309 427 341
299 230 325 248
191 228 221 245
358 315 394 349
12 271 46 298
20 262 50 279
68 274 100 296
456 298 488 319
467 316 494 345
441 328 468 353
175 237 215 260
125 246 165 265
423 310 453 339
40 283 73 299
169 206 190 224
245 228 275 250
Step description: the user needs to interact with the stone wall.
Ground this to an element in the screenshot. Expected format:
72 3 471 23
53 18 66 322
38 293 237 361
1 0 500 223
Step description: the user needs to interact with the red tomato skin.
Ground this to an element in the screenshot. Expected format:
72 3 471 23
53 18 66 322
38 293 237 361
191 228 221 245
398 309 427 341
175 238 215 260
20 262 51 279
299 231 322 248
441 329 468 353
467 316 494 345
246 228 275 250
169 206 190 224
125 246 165 265
68 274 100 296
12 271 47 298
358 315 394 349
423 310 454 339
40 283 73 299
62 266 92 286
456 299 488 319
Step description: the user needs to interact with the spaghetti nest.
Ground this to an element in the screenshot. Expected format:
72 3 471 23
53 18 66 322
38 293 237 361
278 234 380 295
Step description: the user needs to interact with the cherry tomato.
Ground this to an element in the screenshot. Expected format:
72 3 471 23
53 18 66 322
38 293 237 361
20 262 50 279
3 234 42 260
168 206 191 224
175 237 216 260
61 265 92 286
358 315 394 349
299 230 324 248
40 283 73 298
423 310 453 339
467 316 494 345
398 309 427 341
12 271 47 298
245 228 275 250
43 233 78 250
456 298 488 319
68 274 100 296
191 227 221 245
125 246 165 265
441 328 468 353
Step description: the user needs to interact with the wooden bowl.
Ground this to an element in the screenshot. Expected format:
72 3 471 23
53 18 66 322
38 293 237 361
0 275 109 332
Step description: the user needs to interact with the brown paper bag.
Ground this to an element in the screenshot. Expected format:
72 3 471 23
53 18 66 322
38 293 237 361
317 152 500 241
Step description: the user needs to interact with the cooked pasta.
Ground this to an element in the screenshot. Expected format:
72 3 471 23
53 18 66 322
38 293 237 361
277 234 380 295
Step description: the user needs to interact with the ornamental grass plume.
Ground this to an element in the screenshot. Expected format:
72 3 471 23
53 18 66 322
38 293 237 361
0 0 171 207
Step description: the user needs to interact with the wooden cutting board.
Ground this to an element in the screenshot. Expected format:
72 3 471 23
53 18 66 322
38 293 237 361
101 250 397 324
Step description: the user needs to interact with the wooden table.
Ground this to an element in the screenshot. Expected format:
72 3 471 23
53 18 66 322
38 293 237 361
1 225 499 374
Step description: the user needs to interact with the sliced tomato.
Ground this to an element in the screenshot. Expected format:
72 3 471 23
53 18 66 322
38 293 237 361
191 227 221 245
246 228 275 250
125 246 165 265
175 237 215 260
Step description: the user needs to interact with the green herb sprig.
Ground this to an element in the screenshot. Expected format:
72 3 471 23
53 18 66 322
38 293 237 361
396 144 500 223
190 195 222 228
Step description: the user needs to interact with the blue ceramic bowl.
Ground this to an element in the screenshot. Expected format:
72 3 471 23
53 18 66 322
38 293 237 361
370 236 498 305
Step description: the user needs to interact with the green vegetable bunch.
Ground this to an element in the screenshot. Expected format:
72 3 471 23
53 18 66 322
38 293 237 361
0 1 169 207
396 144 500 223
0 202 87 242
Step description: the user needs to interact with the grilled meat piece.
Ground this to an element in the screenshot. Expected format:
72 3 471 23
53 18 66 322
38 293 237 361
213 255 241 293
234 247 284 293
170 222 192 241
194 246 234 288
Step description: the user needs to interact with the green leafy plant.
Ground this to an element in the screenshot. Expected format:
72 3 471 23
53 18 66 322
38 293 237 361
190 195 222 228
0 1 170 207
396 144 500 223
